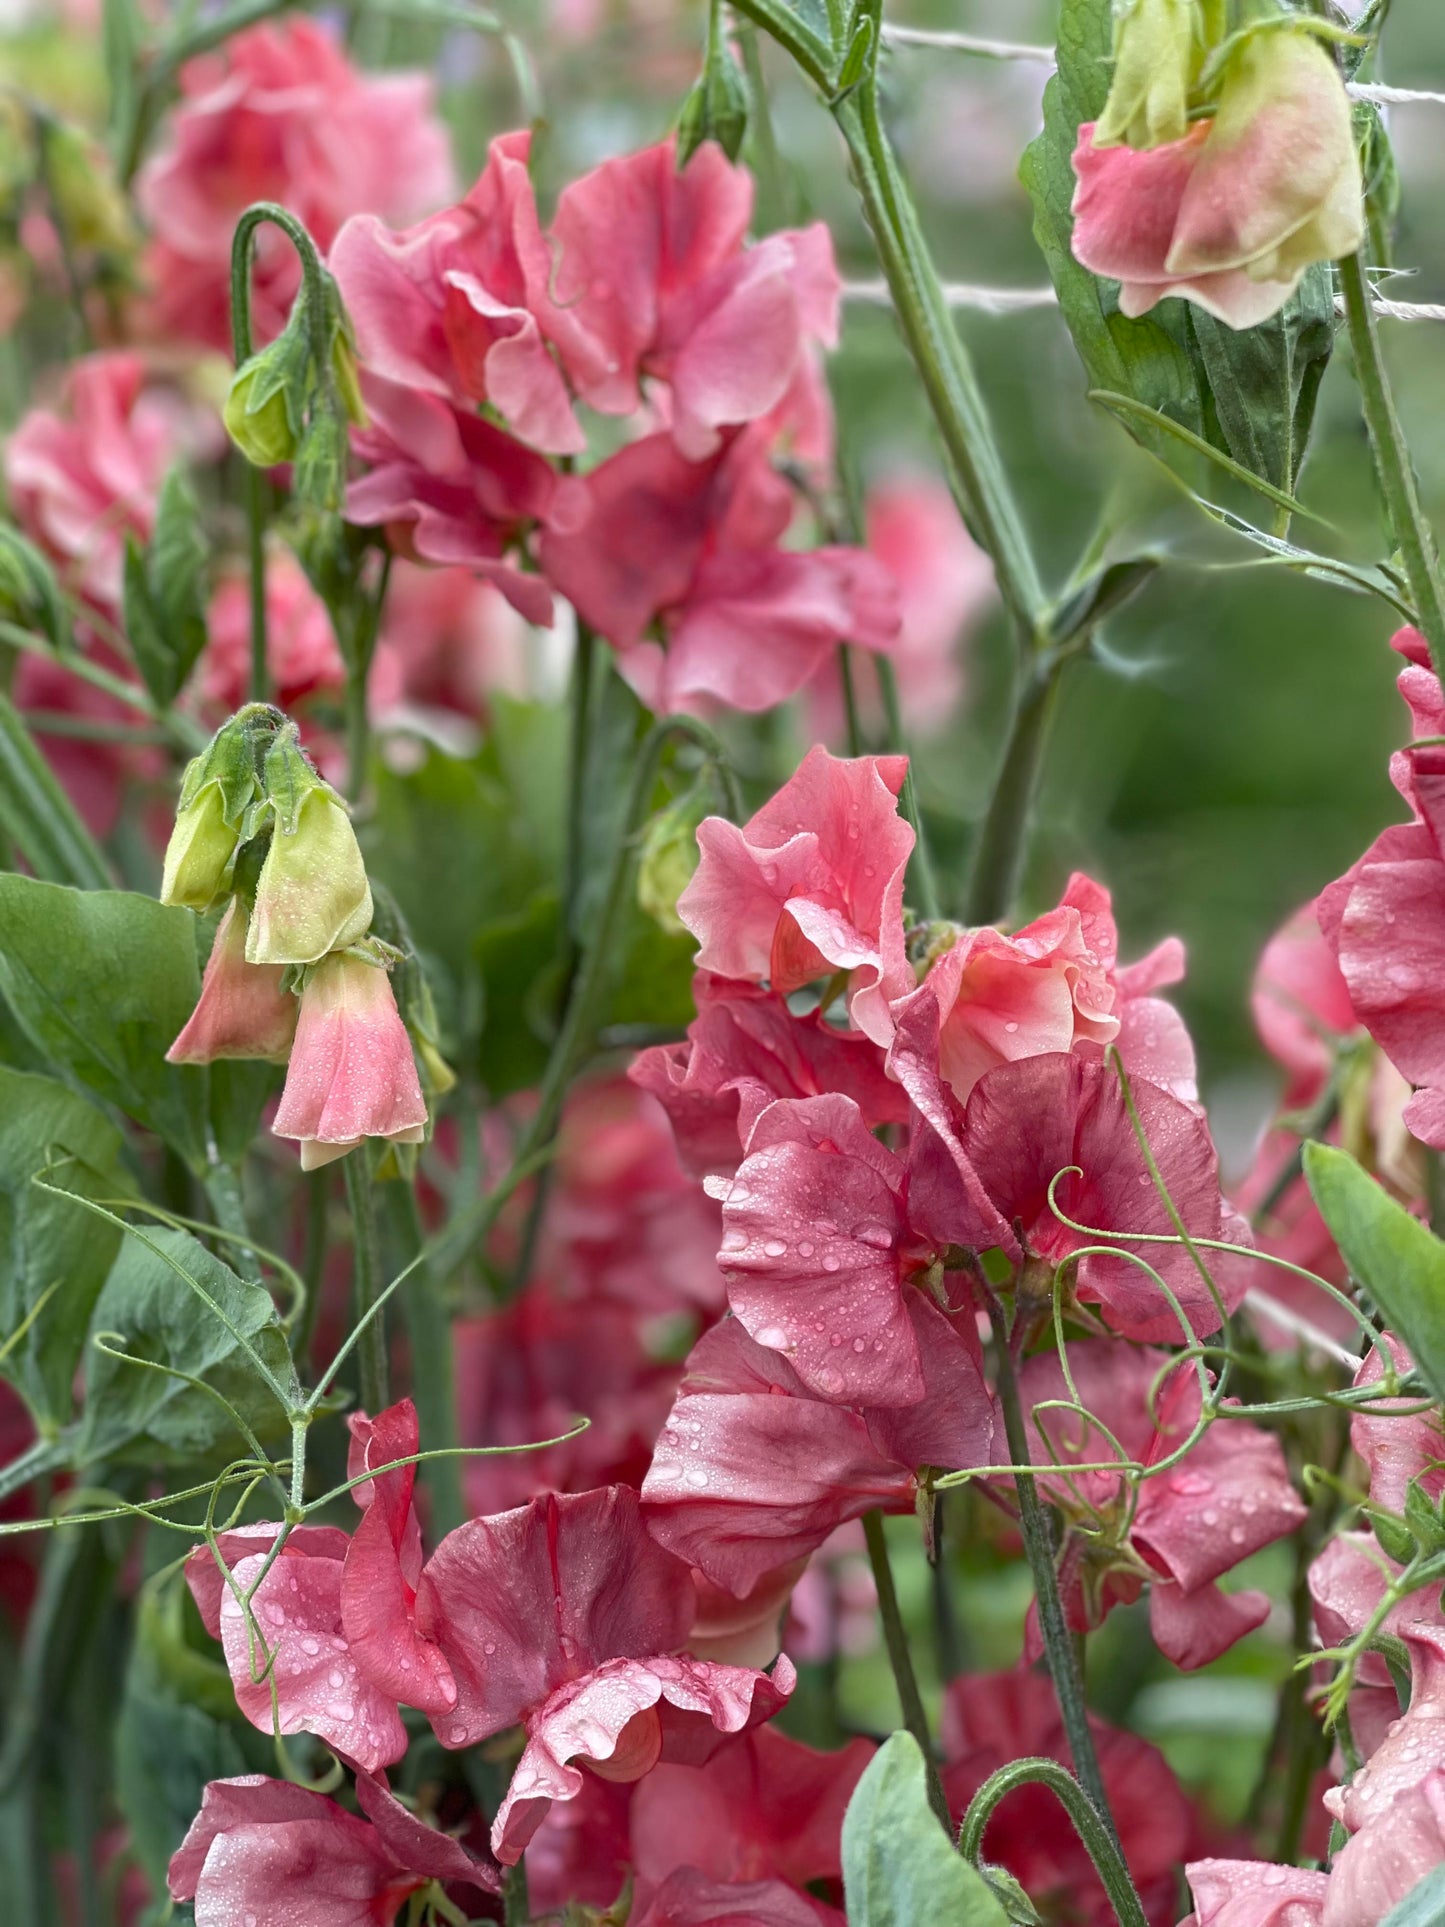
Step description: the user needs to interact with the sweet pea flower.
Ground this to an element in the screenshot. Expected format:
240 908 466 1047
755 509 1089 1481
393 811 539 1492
413 1486 795 1861
631 1869 829 1927
168 1772 496 1926
138 19 454 351
675 748 914 1043
183 1523 408 1771
271 952 427 1170
247 786 373 967
1015 1341 1305 1669
201 552 346 719
371 560 530 726
942 1669 1202 1926
539 428 898 714
642 1295 992 1597
902 872 1196 1104
1182 1860 1328 1927
1252 900 1361 1108
630 972 909 1182
166 899 298 1065
1320 630 1445 1150
1071 28 1363 329
5 351 184 610
526 135 839 461
1325 1771 1445 1927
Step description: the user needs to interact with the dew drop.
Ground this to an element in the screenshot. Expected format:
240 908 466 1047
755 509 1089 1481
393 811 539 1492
756 1325 790 1350
855 1223 893 1250
797 1240 815 1259
1003 1021 1019 1035
818 1368 845 1396
763 1239 787 1258
685 1468 709 1489
852 1337 867 1353
328 1668 345 1689
822 1254 841 1273
484 1641 498 1655
301 1637 321 1657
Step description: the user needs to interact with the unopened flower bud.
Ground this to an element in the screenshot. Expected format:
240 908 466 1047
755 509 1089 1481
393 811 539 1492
167 899 297 1064
1095 0 1201 150
247 788 373 968
161 780 239 911
638 791 711 937
676 43 749 167
271 949 426 1169
224 326 310 469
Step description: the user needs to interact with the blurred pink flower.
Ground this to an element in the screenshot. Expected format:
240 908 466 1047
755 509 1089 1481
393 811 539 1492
1252 899 1360 1108
201 550 346 717
371 560 529 723
138 19 453 351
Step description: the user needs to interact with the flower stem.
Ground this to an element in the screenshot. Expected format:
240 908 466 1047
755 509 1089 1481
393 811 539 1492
379 1181 466 1539
963 658 1060 926
1337 248 1445 683
876 656 939 919
344 1153 388 1415
958 1758 1148 1927
245 465 269 703
862 1509 950 1832
991 1320 1122 1853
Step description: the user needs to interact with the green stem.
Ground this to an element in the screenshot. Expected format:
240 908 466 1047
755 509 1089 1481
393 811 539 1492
0 1435 71 1508
958 1759 1148 1927
120 0 297 183
1337 248 1445 684
963 659 1060 925
862 1509 950 1832
561 623 597 949
245 465 269 703
229 201 330 368
380 1183 465 1539
33 115 95 354
991 1321 1121 1852
876 654 939 919
502 1858 530 1927
344 1153 388 1415
838 645 865 758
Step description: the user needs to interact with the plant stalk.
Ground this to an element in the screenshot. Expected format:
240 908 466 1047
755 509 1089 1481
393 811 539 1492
862 1509 950 1831
1337 248 1445 683
958 1758 1148 1927
963 659 1060 926
344 1153 388 1415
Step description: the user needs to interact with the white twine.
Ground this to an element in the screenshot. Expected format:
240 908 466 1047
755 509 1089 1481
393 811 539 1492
841 278 1445 323
1243 1287 1361 1370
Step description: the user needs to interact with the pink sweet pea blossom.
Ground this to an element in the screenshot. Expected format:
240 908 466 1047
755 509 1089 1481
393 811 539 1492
1252 900 1361 1108
630 972 908 1183
271 952 427 1170
1070 30 1362 329
538 429 898 714
371 560 529 725
630 1869 828 1927
1182 1859 1328 1927
900 872 1196 1104
942 1669 1202 1926
526 135 839 461
642 1295 991 1596
168 1772 496 1925
1014 1341 1305 1669
5 351 185 610
340 1399 457 1717
413 1486 795 1861
138 19 453 351
166 899 298 1065
330 130 582 456
183 1525 408 1771
1320 630 1445 1150
1325 1771 1445 1927
675 748 914 1041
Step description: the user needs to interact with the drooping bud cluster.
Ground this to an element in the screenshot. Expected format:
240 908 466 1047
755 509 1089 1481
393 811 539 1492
161 704 429 1168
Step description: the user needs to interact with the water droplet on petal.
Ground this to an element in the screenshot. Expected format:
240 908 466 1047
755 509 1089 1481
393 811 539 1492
763 1239 787 1258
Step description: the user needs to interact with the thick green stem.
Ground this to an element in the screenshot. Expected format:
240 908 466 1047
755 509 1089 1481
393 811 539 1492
958 1758 1148 1927
992 1325 1121 1851
502 1857 530 1926
862 1510 950 1832
344 1154 388 1415
1338 249 1445 683
561 623 597 949
380 1183 466 1539
246 466 269 703
876 655 939 918
963 660 1060 926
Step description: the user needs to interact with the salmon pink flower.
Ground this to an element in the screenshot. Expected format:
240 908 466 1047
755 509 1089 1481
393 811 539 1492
527 135 839 461
271 952 427 1170
631 1870 828 1926
1183 1860 1328 1927
1320 630 1445 1150
942 1669 1201 1926
1070 28 1362 328
642 1296 991 1597
168 1772 496 1925
630 972 908 1182
538 430 897 714
1014 1341 1305 1669
1252 900 1361 1108
413 1486 794 1861
138 19 453 351
183 1524 408 1771
166 900 298 1065
675 748 914 1042
1325 1771 1445 1927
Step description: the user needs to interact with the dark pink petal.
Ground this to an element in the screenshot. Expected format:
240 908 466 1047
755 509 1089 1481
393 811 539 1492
168 1777 357 1900
632 1868 825 1927
415 1486 695 1746
1147 1578 1270 1671
185 1524 352 1639
717 1093 923 1406
352 1770 498 1891
1252 900 1358 1105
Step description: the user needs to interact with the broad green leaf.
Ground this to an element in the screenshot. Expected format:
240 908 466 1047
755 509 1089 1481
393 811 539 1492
78 1223 294 1464
1304 1141 1445 1402
0 692 112 890
115 1584 247 1893
474 889 562 1097
842 1731 1009 1927
0 525 68 650
1382 1866 1445 1927
0 875 209 1164
0 1065 129 1426
123 467 209 710
1022 0 1333 491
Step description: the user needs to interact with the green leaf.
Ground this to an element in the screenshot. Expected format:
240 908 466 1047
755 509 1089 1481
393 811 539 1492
1382 1865 1445 1927
0 692 112 891
1049 556 1160 645
123 467 209 709
78 1224 293 1465
0 876 210 1164
1304 1141 1445 1402
1087 391 1327 528
843 1732 1009 1927
0 526 68 650
1022 0 1334 491
101 0 142 158
0 1066 129 1426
